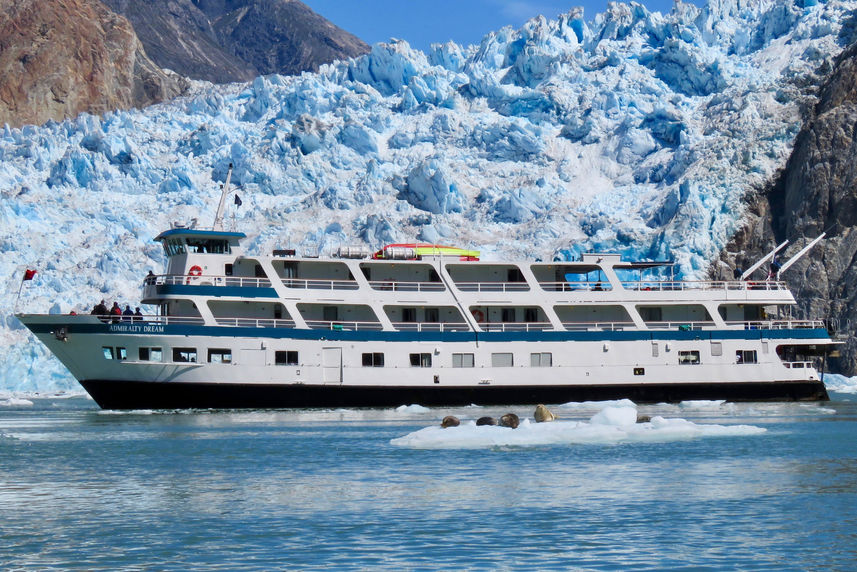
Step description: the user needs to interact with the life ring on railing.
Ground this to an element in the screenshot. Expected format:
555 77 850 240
186 265 203 284
472 309 485 322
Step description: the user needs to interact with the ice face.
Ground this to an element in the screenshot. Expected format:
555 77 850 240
2 0 855 391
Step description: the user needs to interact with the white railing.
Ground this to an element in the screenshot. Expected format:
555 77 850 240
560 321 635 331
477 322 555 332
214 318 296 328
725 320 825 330
455 282 530 292
303 320 384 331
391 322 470 332
368 280 445 292
283 278 360 290
145 275 272 288
540 281 612 292
620 280 788 292
783 361 815 369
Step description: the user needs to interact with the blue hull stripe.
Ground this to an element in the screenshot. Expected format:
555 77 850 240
157 285 279 298
25 320 831 343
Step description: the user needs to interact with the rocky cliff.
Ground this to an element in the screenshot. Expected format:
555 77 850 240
717 39 857 374
0 0 187 128
103 0 370 83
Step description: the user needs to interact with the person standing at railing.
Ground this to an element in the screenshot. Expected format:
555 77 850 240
133 307 144 323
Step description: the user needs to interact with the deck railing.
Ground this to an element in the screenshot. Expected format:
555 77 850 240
145 275 273 288
282 278 360 290
477 322 555 332
783 361 815 369
455 282 530 292
368 280 446 292
303 320 385 331
391 322 471 332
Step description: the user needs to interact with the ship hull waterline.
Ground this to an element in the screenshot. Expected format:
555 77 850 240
79 378 829 410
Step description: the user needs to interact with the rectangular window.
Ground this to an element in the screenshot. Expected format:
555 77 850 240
225 263 233 276
678 350 700 365
530 352 552 367
524 308 538 322
452 353 475 368
208 348 233 364
425 308 439 323
402 308 417 322
362 352 384 367
275 351 299 366
711 342 723 356
652 342 659 357
634 367 645 376
102 347 114 360
410 353 432 367
640 307 662 322
501 308 515 322
736 350 758 364
116 347 127 361
173 347 198 363
492 352 514 367
138 347 163 362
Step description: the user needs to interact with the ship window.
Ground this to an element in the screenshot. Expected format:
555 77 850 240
524 308 538 322
492 353 514 367
173 347 197 363
163 238 187 257
225 264 233 276
530 352 552 367
452 353 474 368
102 347 114 360
634 367 645 376
323 306 338 321
501 308 515 322
425 308 439 323
736 350 757 364
402 308 417 322
187 239 229 254
138 347 162 362
640 307 663 322
208 349 232 364
678 350 700 365
362 352 384 367
275 351 299 366
410 353 432 367
116 347 127 361
711 342 723 356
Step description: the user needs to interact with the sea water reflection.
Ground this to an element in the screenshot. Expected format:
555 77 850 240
1 396 857 570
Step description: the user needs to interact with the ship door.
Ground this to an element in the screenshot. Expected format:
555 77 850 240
322 347 342 384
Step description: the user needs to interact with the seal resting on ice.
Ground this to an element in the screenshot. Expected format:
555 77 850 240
499 413 519 428
441 415 460 428
476 416 496 426
534 404 557 422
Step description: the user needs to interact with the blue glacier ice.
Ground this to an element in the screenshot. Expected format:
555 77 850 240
1 0 855 392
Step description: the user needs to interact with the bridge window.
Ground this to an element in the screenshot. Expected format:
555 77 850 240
163 238 187 257
187 239 230 254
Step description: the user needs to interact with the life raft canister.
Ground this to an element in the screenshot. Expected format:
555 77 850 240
472 309 485 322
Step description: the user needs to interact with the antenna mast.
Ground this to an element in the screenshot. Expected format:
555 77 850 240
212 163 233 231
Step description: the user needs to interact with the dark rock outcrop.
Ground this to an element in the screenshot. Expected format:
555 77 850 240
0 0 187 128
718 41 857 374
103 0 370 83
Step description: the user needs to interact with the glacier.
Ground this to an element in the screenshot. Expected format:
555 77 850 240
1 0 855 392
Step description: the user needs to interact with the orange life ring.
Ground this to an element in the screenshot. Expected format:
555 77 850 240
472 309 485 322
186 265 203 284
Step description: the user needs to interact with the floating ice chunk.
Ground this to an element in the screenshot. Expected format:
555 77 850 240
395 404 431 413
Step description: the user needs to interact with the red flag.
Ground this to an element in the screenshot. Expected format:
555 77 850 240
23 269 37 281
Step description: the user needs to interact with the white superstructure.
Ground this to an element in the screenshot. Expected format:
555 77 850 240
18 228 834 409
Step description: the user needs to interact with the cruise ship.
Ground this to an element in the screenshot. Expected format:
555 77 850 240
17 224 834 409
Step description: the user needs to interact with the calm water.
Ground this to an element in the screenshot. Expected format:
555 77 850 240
2 394 857 571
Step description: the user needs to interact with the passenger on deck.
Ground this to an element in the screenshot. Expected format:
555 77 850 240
110 302 122 323
91 300 108 316
122 305 134 322
133 307 144 322
593 282 604 291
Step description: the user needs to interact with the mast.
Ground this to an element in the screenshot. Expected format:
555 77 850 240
212 163 234 231
776 233 826 279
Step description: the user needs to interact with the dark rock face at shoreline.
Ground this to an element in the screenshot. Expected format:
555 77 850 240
718 40 857 374
103 0 370 83
0 0 186 128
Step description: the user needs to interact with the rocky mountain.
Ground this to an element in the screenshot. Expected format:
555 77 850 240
719 36 857 374
0 0 187 129
102 0 370 83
